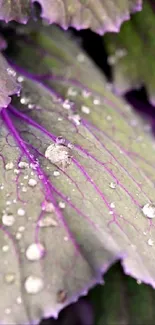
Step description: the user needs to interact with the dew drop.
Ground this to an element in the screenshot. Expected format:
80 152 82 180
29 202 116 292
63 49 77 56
20 96 30 105
148 238 154 246
18 161 29 169
16 296 22 304
24 276 44 294
17 76 24 83
4 272 15 284
137 279 142 285
93 98 100 105
53 170 60 177
142 203 155 219
5 308 11 315
67 87 78 97
110 202 115 208
109 182 116 189
2 213 15 226
7 67 16 77
17 208 25 216
28 178 37 187
62 99 73 110
42 200 55 213
5 162 14 170
45 144 71 169
68 113 81 125
2 245 9 252
81 105 90 114
38 216 58 228
59 201 65 209
26 243 45 261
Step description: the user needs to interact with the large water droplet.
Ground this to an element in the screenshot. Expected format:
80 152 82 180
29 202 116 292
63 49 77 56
142 203 155 219
26 243 45 261
24 275 44 294
2 213 15 226
45 144 71 169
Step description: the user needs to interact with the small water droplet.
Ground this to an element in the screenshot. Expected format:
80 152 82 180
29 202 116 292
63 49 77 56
148 238 154 246
17 76 24 83
5 308 11 315
42 201 55 213
68 113 81 126
17 208 25 216
93 98 100 105
16 296 22 304
18 161 29 169
24 276 44 294
137 279 142 285
53 170 60 177
62 99 73 110
5 162 14 170
109 182 116 189
2 245 9 252
7 67 16 77
39 216 58 228
110 202 115 208
81 105 90 114
26 243 45 261
4 272 15 284
77 53 85 62
20 96 30 105
28 178 37 187
59 201 65 209
142 203 155 219
67 87 78 97
2 213 15 226
16 232 22 240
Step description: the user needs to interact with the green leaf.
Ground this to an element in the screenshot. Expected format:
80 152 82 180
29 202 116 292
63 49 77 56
1 25 155 324
104 1 155 104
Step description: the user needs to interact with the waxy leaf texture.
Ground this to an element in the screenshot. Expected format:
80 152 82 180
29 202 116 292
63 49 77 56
0 25 155 325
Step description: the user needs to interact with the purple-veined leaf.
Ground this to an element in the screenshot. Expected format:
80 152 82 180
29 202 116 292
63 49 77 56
31 0 142 34
0 0 142 33
1 25 155 324
0 53 19 109
0 0 30 23
104 1 155 104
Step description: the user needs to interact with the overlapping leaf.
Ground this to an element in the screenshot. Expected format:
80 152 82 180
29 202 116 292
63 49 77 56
104 1 155 104
1 25 155 325
0 0 142 33
0 53 19 109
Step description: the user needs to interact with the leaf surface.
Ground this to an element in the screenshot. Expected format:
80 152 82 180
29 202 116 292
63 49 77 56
1 25 155 324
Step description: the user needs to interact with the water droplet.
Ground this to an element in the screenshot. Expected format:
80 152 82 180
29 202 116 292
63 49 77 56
38 216 58 228
109 182 116 189
68 114 81 126
81 105 90 114
20 96 30 105
16 232 22 240
17 208 25 216
93 98 100 105
4 272 15 284
59 201 65 209
57 290 67 303
16 296 22 304
110 202 115 208
14 169 20 175
5 162 14 170
5 308 11 315
18 161 29 169
142 203 155 219
45 144 71 169
7 67 16 77
26 243 45 261
28 178 37 187
2 213 15 226
137 279 142 285
148 238 154 246
2 245 9 252
62 99 73 110
67 87 78 97
17 76 24 83
82 89 91 98
42 201 55 213
24 276 44 294
53 170 60 177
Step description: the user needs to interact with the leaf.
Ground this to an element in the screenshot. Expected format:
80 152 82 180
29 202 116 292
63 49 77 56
1 25 155 324
32 0 142 34
0 0 142 33
104 1 155 104
0 0 30 23
0 53 19 109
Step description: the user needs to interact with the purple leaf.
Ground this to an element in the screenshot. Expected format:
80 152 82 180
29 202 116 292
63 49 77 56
1 25 155 325
31 0 142 34
0 0 142 33
0 53 19 109
0 0 30 23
